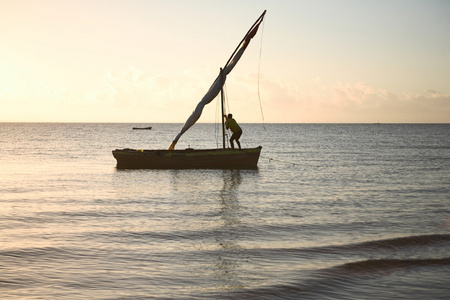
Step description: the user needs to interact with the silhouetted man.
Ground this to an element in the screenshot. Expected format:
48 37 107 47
224 113 242 150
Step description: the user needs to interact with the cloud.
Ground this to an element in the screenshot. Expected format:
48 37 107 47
0 66 211 122
90 67 219 122
252 77 450 123
1 66 449 123
334 83 450 123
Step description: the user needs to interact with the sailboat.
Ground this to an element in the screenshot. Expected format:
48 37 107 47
112 10 266 169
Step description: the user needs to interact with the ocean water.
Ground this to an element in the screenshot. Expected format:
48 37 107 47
0 123 449 299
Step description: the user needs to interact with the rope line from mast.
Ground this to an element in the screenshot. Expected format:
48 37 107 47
223 84 231 149
257 16 266 130
215 83 231 149
215 94 221 148
261 155 319 168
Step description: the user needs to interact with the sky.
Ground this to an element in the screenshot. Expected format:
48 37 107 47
1 0 449 123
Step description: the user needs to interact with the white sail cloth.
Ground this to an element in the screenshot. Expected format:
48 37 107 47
168 12 265 150
168 45 248 150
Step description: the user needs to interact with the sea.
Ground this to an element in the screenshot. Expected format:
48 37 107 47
1 123 449 299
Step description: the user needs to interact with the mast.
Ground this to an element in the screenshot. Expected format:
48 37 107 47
220 69 226 149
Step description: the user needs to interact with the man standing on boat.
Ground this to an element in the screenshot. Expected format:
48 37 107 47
224 114 242 150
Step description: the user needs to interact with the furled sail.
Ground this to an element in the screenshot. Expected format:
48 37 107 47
168 10 266 150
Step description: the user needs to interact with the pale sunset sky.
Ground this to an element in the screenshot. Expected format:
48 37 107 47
1 0 449 123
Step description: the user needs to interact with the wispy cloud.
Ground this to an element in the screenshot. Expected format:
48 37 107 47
1 66 449 123
255 77 450 123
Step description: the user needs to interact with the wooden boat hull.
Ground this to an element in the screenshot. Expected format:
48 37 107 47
112 146 262 169
132 127 152 130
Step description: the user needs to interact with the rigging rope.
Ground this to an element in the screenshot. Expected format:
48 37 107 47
257 17 266 130
215 83 231 149
262 155 319 168
215 94 220 148
224 82 231 115
223 84 231 148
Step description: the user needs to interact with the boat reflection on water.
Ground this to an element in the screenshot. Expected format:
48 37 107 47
210 170 248 291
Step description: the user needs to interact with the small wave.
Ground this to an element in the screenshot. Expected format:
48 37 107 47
329 257 450 276
0 247 79 260
239 234 450 259
309 233 450 254
220 258 450 300
97 232 450 261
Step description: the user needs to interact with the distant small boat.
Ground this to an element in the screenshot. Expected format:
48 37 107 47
132 126 152 130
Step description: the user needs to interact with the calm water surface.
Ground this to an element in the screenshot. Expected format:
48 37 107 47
1 123 449 299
